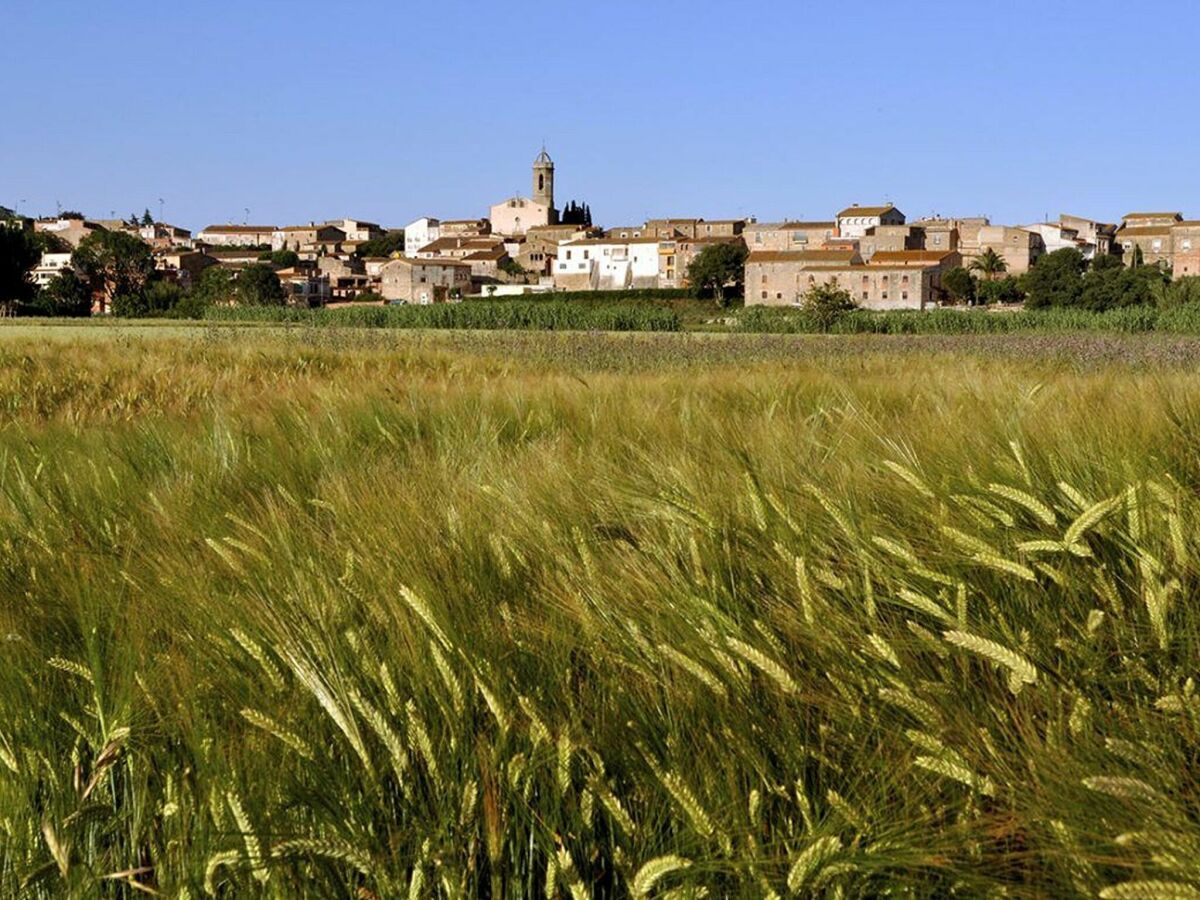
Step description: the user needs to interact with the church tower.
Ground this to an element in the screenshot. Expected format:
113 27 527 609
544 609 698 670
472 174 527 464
532 147 555 211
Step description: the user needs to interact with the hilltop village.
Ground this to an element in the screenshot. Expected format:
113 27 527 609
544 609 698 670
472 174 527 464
6 149 1198 314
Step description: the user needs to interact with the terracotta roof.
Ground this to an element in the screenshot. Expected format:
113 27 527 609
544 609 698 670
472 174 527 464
464 248 506 261
868 250 954 265
386 256 472 268
746 250 859 264
746 221 835 230
1174 221 1200 228
837 205 897 218
1116 226 1172 236
200 224 276 233
1123 212 1182 220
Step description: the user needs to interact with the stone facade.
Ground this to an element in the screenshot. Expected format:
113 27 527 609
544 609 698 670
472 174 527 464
196 224 277 247
743 221 837 252
34 217 106 248
272 224 346 252
973 225 1044 274
745 249 957 310
860 225 923 260
643 219 745 239
1116 213 1183 267
490 196 554 236
380 257 472 303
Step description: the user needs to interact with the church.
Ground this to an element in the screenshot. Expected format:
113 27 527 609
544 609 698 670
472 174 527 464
489 149 558 237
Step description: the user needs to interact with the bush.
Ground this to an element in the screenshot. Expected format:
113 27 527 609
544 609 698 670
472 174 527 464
801 283 857 332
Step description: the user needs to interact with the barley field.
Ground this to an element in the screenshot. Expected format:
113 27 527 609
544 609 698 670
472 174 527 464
2 326 1200 897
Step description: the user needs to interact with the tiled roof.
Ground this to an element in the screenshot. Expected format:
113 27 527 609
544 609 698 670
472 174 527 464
1123 212 1182 220
560 237 662 247
1117 226 1173 236
746 221 836 230
838 205 896 218
200 224 276 233
746 250 859 264
868 250 954 265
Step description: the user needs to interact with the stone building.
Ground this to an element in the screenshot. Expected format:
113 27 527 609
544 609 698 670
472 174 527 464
1116 212 1182 267
659 235 745 289
743 221 837 251
272 224 346 253
974 225 1044 274
34 217 106 248
643 219 745 239
155 251 217 289
745 248 957 310
380 257 472 304
1172 222 1200 276
860 225 923 260
489 149 560 236
196 224 277 247
519 223 599 277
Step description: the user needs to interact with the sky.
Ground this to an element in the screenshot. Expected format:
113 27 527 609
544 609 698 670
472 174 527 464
2 0 1196 232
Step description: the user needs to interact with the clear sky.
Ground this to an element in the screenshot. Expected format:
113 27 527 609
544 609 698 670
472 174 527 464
2 0 1195 231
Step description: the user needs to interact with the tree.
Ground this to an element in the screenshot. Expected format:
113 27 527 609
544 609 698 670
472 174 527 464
686 241 748 306
258 249 299 268
73 230 154 313
499 257 526 279
354 230 405 258
1022 248 1086 308
802 282 857 331
141 209 154 226
1151 275 1200 308
1091 253 1123 272
0 222 40 311
192 266 235 306
941 266 976 305
35 270 92 317
969 248 1008 281
976 276 1024 305
236 263 286 306
1079 263 1165 311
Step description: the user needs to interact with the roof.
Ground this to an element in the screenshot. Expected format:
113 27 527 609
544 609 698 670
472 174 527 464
385 256 472 268
868 250 954 265
1123 212 1182 220
464 248 506 261
1116 226 1173 236
746 250 859 264
441 218 488 226
534 147 553 165
837 205 897 218
279 224 345 233
200 224 276 233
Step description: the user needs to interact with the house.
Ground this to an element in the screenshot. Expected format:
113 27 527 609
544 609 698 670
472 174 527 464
744 248 957 310
440 218 492 238
324 219 384 243
33 217 105 248
836 204 905 239
207 248 266 266
462 245 509 280
196 224 277 247
272 223 346 253
155 251 217 289
519 223 599 277
743 221 837 252
139 222 192 248
1173 222 1200 276
552 237 664 291
860 225 923 260
973 225 1044 274
404 217 441 257
659 235 745 289
274 268 331 307
414 235 504 259
379 257 472 304
1021 215 1116 261
1116 212 1183 267
31 252 75 287
643 219 746 240
317 256 371 299
605 225 646 239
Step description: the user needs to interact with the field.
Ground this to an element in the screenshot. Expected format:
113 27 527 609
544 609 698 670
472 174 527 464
1 324 1199 897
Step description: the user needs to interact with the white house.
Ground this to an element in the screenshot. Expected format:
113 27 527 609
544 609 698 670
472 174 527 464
325 218 385 243
836 204 905 239
197 224 277 247
31 252 74 286
404 217 440 257
552 237 663 291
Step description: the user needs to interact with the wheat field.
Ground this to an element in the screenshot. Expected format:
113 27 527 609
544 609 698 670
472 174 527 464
1 328 1199 897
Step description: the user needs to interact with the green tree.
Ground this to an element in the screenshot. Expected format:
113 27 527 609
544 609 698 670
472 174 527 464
969 248 1008 281
941 266 976 305
0 221 40 311
686 241 749 306
35 270 92 317
1079 263 1166 311
976 275 1024 305
1090 253 1124 272
1151 275 1200 308
355 230 406 258
192 266 235 306
141 209 154 226
236 263 286 306
802 282 857 331
258 249 300 268
1022 248 1086 308
499 257 526 279
74 230 155 313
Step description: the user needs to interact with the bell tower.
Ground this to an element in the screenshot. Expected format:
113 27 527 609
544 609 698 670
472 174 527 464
532 147 554 210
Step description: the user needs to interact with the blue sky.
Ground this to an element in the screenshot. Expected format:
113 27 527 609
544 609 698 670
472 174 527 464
2 0 1195 231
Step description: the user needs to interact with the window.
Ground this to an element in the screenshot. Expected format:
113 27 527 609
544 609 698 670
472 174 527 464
583 250 590 260
755 233 763 244
881 292 888 300
1152 239 1162 252
761 274 768 284
761 291 767 299
1123 241 1132 251
901 291 908 301
1183 239 1193 250
901 274 909 285
933 234 942 245
861 291 868 300
565 250 572 260
776 292 782 299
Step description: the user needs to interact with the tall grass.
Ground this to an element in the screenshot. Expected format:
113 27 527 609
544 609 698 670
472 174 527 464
738 302 1200 334
204 300 681 331
0 332 1199 896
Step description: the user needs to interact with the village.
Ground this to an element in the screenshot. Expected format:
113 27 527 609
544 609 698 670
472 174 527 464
12 148 1200 314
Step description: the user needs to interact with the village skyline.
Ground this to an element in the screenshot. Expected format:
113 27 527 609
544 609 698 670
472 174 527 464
5 1 1200 229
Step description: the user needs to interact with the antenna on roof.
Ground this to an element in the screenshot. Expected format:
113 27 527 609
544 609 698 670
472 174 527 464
243 208 250 225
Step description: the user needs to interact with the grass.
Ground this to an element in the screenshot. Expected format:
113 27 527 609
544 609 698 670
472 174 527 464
0 327 1199 896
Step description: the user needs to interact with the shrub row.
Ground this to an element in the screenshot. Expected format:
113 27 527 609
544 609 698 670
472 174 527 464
737 304 1200 335
203 301 681 332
